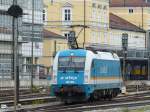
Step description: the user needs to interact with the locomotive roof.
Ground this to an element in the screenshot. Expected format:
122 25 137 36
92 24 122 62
58 49 120 60
94 51 120 60
58 49 87 57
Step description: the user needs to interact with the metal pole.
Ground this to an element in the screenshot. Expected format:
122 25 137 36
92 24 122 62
123 50 127 81
142 7 144 29
147 31 150 80
13 0 19 111
83 0 86 48
122 33 128 81
148 53 150 80
122 51 125 80
31 0 34 90
54 40 56 57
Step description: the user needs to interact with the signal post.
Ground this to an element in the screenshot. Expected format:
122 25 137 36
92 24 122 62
122 33 128 81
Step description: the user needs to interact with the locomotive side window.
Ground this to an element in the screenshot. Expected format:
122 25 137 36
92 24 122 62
99 65 108 74
91 59 109 77
58 56 85 71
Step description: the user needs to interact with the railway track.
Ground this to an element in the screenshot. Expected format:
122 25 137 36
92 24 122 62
5 91 150 112
29 100 150 112
1 87 150 111
0 89 52 106
0 88 49 96
0 89 32 96
0 96 56 108
0 87 50 102
0 93 49 102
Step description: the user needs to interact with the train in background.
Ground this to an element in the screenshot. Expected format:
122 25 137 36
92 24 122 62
50 49 124 103
125 60 148 80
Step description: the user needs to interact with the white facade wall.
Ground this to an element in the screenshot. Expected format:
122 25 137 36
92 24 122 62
91 0 109 29
22 42 43 57
90 0 109 45
109 29 146 50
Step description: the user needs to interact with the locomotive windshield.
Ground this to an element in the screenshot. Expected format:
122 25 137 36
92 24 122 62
58 56 85 71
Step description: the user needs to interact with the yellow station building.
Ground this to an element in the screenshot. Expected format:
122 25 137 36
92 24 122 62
39 29 67 70
43 0 110 47
110 0 150 30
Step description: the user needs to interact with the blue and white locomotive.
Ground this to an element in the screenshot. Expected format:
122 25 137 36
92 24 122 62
51 49 124 103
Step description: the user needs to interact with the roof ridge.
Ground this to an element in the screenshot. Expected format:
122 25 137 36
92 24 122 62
110 0 150 7
43 29 66 39
109 13 145 32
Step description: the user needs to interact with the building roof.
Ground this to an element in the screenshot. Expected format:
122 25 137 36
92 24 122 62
109 13 145 32
43 29 66 40
110 0 150 7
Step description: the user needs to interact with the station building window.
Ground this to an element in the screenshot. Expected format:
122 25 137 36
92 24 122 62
98 4 102 9
129 9 133 13
62 8 72 21
43 8 47 25
63 32 70 39
103 5 107 10
92 3 96 8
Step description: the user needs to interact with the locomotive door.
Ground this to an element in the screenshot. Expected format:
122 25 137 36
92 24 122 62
91 59 98 86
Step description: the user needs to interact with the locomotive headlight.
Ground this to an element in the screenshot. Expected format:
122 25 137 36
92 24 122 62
52 75 57 83
52 70 57 83
84 70 89 83
84 75 88 83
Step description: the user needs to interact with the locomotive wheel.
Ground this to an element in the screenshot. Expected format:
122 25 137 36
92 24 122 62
90 92 99 101
64 99 72 104
93 92 99 100
104 90 112 101
108 91 113 101
108 94 112 101
89 92 98 101
112 91 118 98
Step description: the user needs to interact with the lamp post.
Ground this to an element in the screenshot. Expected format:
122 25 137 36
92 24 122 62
7 0 23 111
122 33 128 81
83 0 86 48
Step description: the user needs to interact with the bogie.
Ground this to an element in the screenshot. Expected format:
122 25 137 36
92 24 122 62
89 89 120 101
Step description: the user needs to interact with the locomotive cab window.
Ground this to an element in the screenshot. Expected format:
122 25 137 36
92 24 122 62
58 56 85 71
